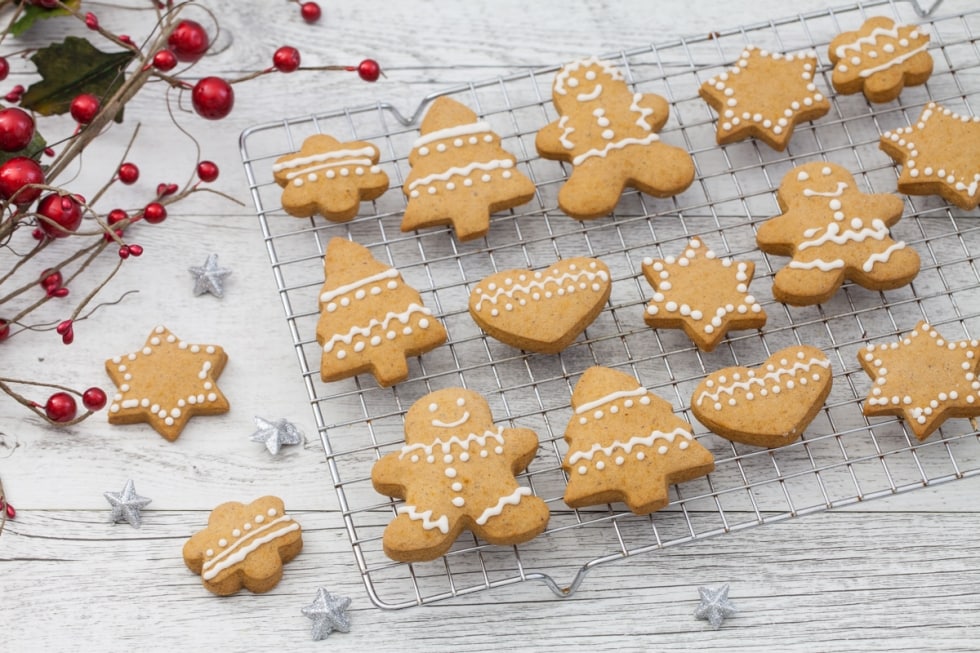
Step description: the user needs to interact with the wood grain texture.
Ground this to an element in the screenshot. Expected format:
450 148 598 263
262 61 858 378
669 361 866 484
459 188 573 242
1 0 979 650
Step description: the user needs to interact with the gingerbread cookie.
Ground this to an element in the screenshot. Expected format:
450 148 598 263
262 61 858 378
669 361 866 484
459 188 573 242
317 238 446 387
880 102 980 210
183 496 302 596
401 97 535 241
272 134 389 221
699 46 830 151
756 162 920 306
829 17 932 103
535 56 695 219
642 238 766 351
105 325 229 442
563 367 714 514
371 388 549 562
859 321 980 441
469 257 610 353
691 345 832 448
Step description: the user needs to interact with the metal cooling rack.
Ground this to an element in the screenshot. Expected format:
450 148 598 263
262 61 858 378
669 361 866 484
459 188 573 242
241 0 980 609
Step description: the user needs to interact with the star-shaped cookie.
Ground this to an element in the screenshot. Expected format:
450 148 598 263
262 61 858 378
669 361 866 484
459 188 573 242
859 321 980 440
880 102 980 209
699 46 830 151
105 325 229 441
642 238 766 351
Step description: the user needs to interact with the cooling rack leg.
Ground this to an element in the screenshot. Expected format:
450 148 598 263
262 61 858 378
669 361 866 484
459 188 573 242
908 0 944 16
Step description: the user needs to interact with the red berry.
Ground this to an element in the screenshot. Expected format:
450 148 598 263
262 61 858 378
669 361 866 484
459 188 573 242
273 46 301 73
44 392 77 423
152 49 178 71
0 57 8 82
39 268 63 295
107 208 128 226
70 93 100 125
0 318 10 341
143 202 167 224
55 319 73 344
357 58 381 82
191 77 234 120
300 2 321 22
0 108 35 152
82 387 107 411
156 182 178 197
118 245 131 259
168 19 209 63
196 160 219 182
3 501 14 519
128 244 144 257
0 157 44 204
118 162 139 184
37 193 82 239
84 12 99 29
5 85 24 104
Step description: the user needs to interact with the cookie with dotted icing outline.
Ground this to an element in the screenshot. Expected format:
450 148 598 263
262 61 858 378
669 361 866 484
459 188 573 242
105 325 229 442
469 257 611 354
642 238 766 351
699 46 830 151
880 102 980 210
183 496 303 596
859 321 980 441
317 238 447 387
829 17 932 103
371 388 549 562
756 162 920 306
401 97 535 241
272 134 389 221
691 345 832 448
563 367 714 514
535 56 695 219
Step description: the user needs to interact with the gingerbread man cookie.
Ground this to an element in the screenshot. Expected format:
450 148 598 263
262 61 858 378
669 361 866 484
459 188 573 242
829 17 932 103
105 325 229 442
563 367 714 515
880 102 980 210
859 321 980 441
642 238 766 351
756 162 920 305
183 496 303 596
401 97 535 241
535 56 695 219
699 46 830 151
272 134 389 221
371 388 549 562
317 238 447 387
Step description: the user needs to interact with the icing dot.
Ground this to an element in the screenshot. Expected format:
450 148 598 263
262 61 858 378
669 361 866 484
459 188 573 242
255 514 265 524
445 467 457 478
218 539 227 547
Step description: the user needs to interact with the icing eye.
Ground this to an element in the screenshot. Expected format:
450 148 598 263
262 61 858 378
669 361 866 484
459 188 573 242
821 166 832 176
568 77 579 88
585 70 596 81
428 403 438 413
456 397 465 407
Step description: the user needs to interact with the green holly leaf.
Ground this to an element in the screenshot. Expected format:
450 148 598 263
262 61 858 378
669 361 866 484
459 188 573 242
10 1 82 37
20 36 136 123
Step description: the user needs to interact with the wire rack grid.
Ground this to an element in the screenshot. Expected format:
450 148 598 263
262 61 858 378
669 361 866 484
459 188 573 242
240 0 980 609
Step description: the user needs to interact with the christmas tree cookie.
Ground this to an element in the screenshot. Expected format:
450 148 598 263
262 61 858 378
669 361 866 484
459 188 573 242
642 238 766 351
272 134 389 221
371 388 550 562
535 56 695 219
317 238 447 387
756 162 920 305
563 367 714 514
401 97 535 241
699 46 830 151
859 321 980 440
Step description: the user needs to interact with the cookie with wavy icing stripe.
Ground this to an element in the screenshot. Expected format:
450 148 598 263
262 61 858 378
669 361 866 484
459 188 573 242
691 345 832 448
829 17 932 103
535 56 695 219
183 496 303 596
563 367 714 514
371 388 549 562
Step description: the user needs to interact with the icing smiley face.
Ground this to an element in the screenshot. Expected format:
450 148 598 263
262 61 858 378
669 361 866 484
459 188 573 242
404 388 494 443
429 396 471 429
552 57 624 110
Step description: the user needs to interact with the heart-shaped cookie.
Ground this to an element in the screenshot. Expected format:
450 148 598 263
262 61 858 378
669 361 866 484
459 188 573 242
469 257 611 353
690 345 832 448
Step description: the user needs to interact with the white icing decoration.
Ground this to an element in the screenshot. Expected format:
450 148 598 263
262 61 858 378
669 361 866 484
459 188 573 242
398 427 505 458
572 134 660 166
407 159 513 191
695 354 830 407
272 146 377 173
862 241 907 272
788 258 846 271
558 115 575 149
577 84 603 102
320 268 399 304
629 92 654 130
413 121 491 150
474 487 532 525
567 427 692 466
473 265 608 312
802 182 847 197
553 57 623 96
797 218 890 251
321 303 433 353
397 505 449 533
432 411 470 429
201 515 298 581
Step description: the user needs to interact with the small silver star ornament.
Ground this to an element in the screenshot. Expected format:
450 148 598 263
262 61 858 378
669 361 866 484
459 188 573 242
104 479 152 528
694 583 737 629
189 253 232 298
301 587 351 641
250 416 304 455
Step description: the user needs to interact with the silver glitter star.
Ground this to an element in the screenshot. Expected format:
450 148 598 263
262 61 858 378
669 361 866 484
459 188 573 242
694 584 737 629
104 479 152 529
250 416 303 455
189 253 232 298
301 587 351 641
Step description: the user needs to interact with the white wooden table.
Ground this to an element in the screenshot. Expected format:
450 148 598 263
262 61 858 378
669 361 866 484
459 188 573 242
3 1 979 650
